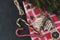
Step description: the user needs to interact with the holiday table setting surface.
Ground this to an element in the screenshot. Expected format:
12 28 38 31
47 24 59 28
0 0 60 40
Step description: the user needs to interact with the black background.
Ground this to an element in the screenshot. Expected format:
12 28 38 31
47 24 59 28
0 0 31 40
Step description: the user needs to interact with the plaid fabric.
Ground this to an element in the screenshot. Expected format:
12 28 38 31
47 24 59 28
22 1 60 40
23 1 41 25
50 14 60 32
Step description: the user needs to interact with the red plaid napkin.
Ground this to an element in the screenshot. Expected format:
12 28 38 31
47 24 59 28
22 1 60 40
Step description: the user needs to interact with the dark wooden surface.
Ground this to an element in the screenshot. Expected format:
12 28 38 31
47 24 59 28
0 0 31 40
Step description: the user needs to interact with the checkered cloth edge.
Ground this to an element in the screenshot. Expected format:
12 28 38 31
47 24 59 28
22 1 60 40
